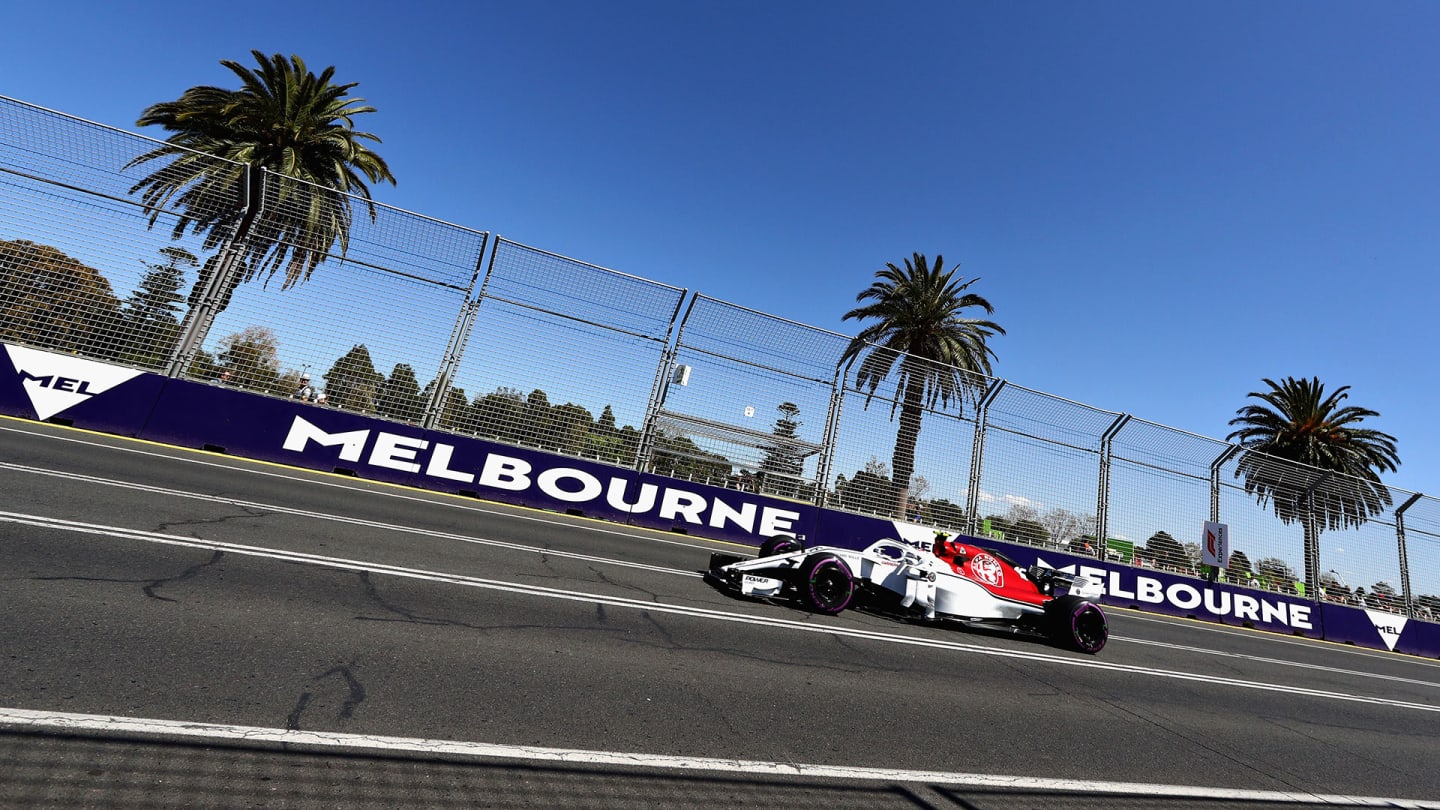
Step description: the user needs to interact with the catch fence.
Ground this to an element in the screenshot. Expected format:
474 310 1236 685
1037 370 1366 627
1 94 1435 621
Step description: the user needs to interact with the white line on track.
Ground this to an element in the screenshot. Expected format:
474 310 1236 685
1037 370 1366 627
0 707 1436 808
0 423 722 554
3 509 1439 715
0 459 700 578
7 455 1440 695
1120 636 1440 690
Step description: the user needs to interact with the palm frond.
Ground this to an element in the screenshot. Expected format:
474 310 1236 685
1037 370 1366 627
127 50 396 296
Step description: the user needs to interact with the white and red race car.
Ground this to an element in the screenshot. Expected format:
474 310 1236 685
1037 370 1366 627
707 533 1109 653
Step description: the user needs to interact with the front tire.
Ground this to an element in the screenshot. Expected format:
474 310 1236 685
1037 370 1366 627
1045 595 1108 654
759 535 803 558
795 553 855 615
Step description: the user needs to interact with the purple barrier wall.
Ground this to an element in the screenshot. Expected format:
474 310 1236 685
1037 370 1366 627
1319 601 1440 658
145 376 819 547
0 343 165 436
0 342 1430 657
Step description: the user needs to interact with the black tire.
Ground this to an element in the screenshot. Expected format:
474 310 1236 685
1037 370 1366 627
758 535 803 558
795 553 855 615
1045 595 1108 654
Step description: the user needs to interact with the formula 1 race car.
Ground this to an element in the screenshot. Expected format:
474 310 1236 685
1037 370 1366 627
706 533 1109 653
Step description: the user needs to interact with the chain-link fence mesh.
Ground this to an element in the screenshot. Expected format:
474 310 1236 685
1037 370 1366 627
0 99 241 369
437 239 686 462
653 295 847 498
174 168 487 421
2 94 1438 619
1402 500 1440 621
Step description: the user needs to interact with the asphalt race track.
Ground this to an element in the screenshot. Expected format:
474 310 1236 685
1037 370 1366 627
3 417 1439 809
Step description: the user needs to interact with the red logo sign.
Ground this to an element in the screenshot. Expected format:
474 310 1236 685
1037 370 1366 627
970 553 1005 587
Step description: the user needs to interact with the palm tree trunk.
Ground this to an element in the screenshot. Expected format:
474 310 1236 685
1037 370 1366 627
890 375 925 519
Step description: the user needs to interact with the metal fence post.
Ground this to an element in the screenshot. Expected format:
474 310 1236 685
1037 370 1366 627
163 163 261 378
1395 491 1424 618
964 380 1006 536
1209 445 1242 522
813 369 845 507
421 234 493 429
635 293 695 470
1094 414 1132 558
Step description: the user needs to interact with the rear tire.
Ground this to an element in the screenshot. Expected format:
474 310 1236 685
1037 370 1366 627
1045 595 1108 654
796 553 855 615
759 535 803 558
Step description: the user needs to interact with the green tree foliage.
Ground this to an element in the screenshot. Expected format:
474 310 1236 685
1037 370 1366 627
925 498 968 530
985 504 1049 547
127 50 396 301
0 239 122 355
584 404 630 463
216 326 282 392
120 246 195 366
471 387 527 442
1318 570 1353 601
323 344 383 412
839 253 1004 518
523 389 555 449
1009 519 1049 547
1227 376 1400 589
1227 549 1253 581
1144 531 1189 572
186 349 220 382
832 457 892 515
1256 557 1299 591
375 364 424 423
126 247 193 322
651 433 732 484
423 380 470 432
550 402 595 456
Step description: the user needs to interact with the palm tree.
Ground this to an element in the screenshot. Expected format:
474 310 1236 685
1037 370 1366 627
1226 376 1399 591
126 50 395 299
839 253 1004 518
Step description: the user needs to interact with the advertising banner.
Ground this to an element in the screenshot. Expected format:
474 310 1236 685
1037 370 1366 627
141 374 817 547
1202 521 1230 569
0 343 165 436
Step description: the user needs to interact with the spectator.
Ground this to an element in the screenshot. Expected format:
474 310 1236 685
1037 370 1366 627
293 374 316 402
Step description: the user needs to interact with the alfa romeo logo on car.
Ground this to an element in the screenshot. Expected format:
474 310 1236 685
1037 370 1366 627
970 552 1005 587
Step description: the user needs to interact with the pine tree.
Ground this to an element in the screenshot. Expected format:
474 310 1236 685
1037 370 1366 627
322 344 383 412
758 402 806 498
375 363 424 423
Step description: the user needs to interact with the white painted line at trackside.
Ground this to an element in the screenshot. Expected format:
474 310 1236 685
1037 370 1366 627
0 459 702 579
0 707 1435 808
0 423 727 555
4 510 1440 715
1120 636 1440 691
8 453 1440 695
1121 609 1440 671
9 423 1439 683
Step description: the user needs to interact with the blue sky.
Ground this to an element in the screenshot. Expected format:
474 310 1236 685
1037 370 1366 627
5 1 1439 497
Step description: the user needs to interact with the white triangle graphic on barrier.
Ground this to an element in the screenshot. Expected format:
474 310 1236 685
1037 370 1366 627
4 344 144 421
1364 608 1408 652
